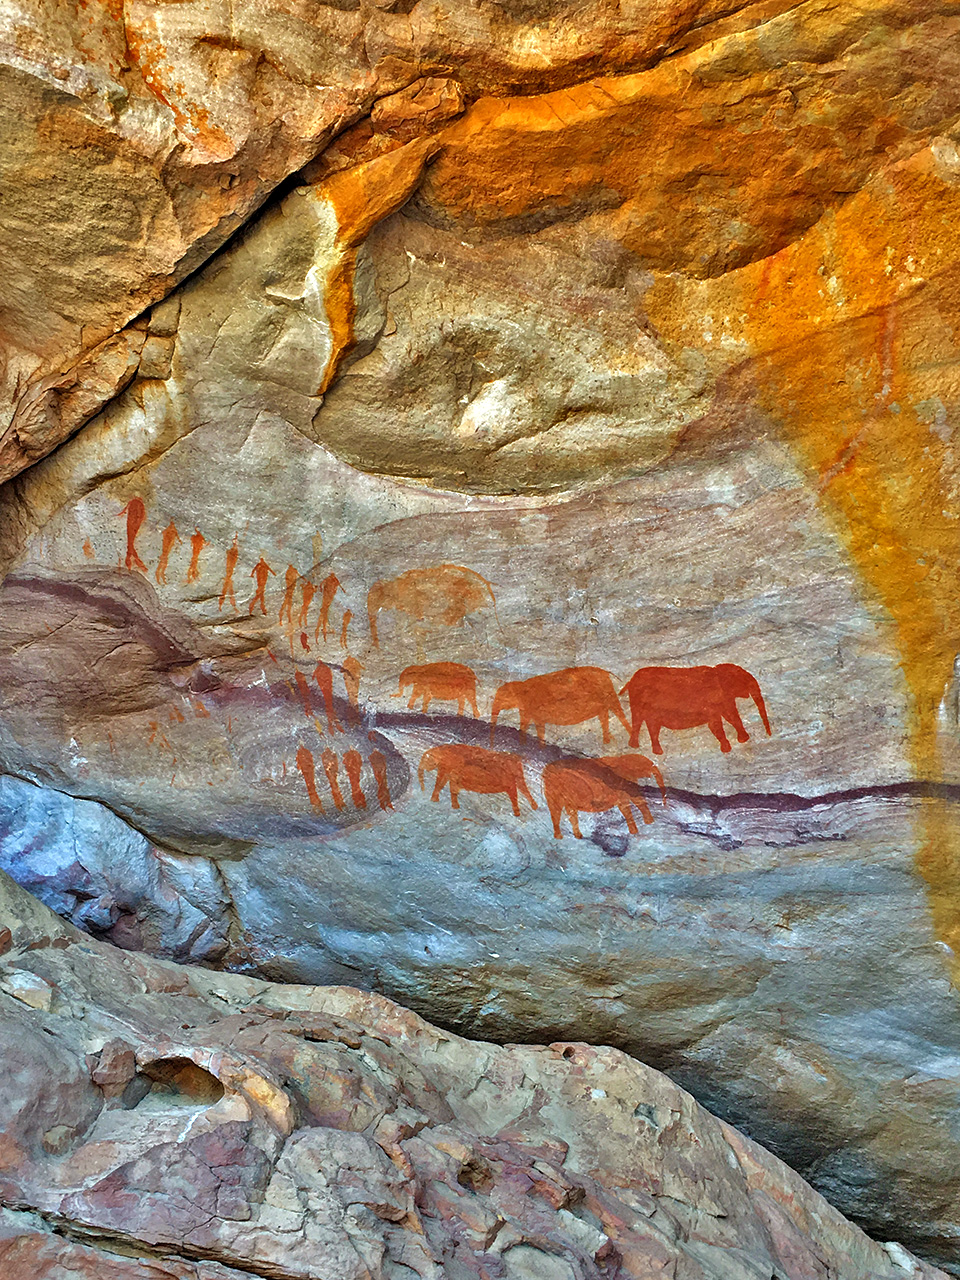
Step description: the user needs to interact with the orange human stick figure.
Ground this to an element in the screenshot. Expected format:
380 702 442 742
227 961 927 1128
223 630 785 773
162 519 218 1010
299 580 317 629
322 749 345 811
316 573 341 642
118 498 147 572
340 609 352 650
312 660 344 734
186 527 206 584
156 521 182 584
344 749 366 809
249 555 275 615
296 745 325 812
369 745 393 812
279 565 299 626
219 535 239 611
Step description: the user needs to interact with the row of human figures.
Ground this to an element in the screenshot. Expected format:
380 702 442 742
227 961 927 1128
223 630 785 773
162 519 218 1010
107 503 506 655
104 500 353 651
295 742 394 815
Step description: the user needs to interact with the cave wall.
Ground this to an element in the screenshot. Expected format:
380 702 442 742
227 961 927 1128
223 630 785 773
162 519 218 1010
3 1 960 1269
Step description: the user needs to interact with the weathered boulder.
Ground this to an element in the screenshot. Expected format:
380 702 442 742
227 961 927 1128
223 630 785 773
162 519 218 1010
2 0 960 1272
0 869 946 1280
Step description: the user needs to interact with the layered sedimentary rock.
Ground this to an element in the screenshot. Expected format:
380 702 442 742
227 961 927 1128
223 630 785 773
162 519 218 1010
0 871 946 1280
3 0 960 1272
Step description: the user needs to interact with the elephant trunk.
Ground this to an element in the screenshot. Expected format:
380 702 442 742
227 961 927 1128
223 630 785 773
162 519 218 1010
418 750 435 790
489 689 514 746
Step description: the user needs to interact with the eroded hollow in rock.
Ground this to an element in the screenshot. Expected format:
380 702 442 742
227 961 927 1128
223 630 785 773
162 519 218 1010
130 1057 225 1111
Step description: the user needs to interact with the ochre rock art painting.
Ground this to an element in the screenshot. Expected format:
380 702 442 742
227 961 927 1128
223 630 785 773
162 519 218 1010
279 564 299 626
317 572 342 642
368 564 498 648
344 748 367 809
369 742 394 811
542 757 658 840
186 527 206 584
39 498 778 849
296 744 324 812
219 534 239 611
621 664 772 755
156 521 181 584
322 748 345 811
249 555 275 615
313 660 345 734
299 579 316 629
491 667 631 744
118 498 147 573
599 753 668 806
419 744 537 816
397 662 479 716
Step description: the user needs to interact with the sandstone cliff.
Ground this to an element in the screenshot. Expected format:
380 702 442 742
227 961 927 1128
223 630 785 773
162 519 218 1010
2 0 960 1271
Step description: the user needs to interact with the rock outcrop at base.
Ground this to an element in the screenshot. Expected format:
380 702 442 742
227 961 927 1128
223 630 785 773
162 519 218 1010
0 870 945 1280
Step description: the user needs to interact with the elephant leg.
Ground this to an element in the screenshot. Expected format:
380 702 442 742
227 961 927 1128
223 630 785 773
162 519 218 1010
547 794 563 838
423 695 432 713
536 722 546 743
518 777 538 811
450 785 460 810
648 721 664 755
569 808 583 839
599 711 611 744
613 699 631 735
431 775 445 802
518 716 529 740
507 787 521 817
723 699 750 743
619 803 639 835
457 697 465 715
635 796 654 825
469 693 479 718
708 715 732 752
407 690 418 709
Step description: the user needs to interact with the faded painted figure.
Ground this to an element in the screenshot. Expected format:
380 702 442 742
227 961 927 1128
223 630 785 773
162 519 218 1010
397 662 479 717
491 667 630 745
621 663 772 754
368 565 497 648
599 753 668 805
419 745 537 816
542 756 657 839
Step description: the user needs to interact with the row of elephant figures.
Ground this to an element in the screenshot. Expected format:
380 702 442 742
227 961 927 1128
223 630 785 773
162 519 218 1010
397 659 772 756
420 744 667 840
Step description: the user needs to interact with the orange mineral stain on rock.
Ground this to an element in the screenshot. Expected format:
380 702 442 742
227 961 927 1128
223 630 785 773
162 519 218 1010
318 137 439 393
648 150 960 964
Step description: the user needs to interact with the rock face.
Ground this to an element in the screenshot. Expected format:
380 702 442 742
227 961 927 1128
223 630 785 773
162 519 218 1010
0 870 947 1280
3 0 960 1272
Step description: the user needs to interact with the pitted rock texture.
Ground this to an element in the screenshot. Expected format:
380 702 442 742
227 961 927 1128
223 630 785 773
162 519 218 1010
0 872 946 1280
3 0 960 1274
